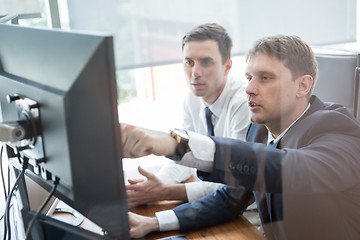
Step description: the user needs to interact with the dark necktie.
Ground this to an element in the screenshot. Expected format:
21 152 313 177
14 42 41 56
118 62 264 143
205 107 214 136
197 107 215 181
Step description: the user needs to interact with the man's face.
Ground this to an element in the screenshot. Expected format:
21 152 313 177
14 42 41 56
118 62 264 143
182 40 231 105
245 53 301 133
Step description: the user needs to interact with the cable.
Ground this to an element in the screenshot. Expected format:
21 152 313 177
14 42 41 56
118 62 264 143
0 144 7 199
1 145 12 240
24 177 59 240
0 204 12 221
7 166 10 201
5 166 10 238
0 144 8 237
0 145 7 235
3 157 28 240
4 156 28 240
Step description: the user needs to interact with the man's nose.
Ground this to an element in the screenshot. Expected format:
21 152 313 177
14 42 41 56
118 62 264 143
245 78 258 95
192 62 202 78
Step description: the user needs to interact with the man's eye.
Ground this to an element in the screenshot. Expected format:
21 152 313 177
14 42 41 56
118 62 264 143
246 75 252 81
262 76 272 81
184 60 194 66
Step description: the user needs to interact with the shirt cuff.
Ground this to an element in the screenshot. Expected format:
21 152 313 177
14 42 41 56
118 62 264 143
155 210 180 231
188 131 215 161
185 181 225 202
175 131 215 172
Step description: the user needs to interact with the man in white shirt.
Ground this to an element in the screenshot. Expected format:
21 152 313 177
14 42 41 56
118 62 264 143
126 23 250 207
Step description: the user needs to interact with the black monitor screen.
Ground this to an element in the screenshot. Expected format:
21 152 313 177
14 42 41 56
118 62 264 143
0 23 129 238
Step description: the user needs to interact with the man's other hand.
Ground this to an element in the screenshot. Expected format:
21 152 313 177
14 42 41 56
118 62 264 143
128 212 159 238
127 166 166 207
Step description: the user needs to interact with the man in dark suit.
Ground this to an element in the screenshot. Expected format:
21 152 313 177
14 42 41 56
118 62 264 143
121 35 360 239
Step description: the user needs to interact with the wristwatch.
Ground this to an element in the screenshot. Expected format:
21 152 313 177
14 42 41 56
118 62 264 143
166 128 190 161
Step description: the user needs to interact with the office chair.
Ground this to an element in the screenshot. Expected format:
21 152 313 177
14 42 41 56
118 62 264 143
313 48 360 121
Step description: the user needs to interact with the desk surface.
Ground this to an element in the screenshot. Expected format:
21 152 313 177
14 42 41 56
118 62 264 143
52 199 266 240
131 200 266 240
52 163 266 240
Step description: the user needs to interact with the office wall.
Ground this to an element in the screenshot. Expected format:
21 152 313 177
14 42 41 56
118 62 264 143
66 0 357 69
0 0 42 16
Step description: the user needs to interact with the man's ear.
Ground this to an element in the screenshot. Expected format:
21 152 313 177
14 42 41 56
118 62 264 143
224 59 232 76
297 75 313 98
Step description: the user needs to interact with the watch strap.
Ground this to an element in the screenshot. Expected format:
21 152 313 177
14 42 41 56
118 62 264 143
166 129 190 161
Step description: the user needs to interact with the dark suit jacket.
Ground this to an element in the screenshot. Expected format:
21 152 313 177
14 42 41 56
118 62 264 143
173 96 360 240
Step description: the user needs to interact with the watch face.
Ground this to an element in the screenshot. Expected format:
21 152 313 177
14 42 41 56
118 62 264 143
172 129 189 140
166 128 191 161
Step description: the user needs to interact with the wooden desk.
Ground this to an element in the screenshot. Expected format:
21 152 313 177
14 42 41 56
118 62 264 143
52 170 266 240
52 199 265 240
131 200 266 240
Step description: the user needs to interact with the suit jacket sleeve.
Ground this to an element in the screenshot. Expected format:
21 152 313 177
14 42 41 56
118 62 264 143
173 185 254 230
210 135 283 193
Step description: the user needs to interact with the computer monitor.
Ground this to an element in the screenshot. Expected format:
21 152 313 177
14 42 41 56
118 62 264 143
0 23 129 239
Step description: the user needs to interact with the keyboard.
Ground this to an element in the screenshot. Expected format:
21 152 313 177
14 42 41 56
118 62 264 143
156 235 188 240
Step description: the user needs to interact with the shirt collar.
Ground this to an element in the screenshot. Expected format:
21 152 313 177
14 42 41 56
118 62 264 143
202 77 231 118
268 103 311 144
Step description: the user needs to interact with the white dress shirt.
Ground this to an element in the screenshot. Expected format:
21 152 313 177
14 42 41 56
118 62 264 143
155 77 250 230
156 103 311 231
156 76 250 198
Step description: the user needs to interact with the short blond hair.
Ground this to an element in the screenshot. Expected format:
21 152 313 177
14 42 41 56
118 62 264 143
246 35 318 97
